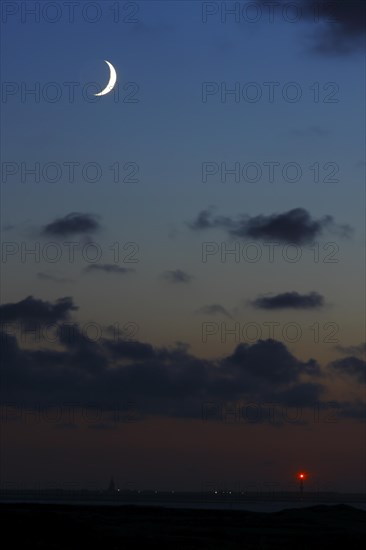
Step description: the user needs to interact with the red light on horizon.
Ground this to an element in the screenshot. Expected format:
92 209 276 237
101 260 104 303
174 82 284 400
297 472 306 480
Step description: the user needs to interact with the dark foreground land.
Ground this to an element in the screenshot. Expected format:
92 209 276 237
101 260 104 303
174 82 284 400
2 503 366 549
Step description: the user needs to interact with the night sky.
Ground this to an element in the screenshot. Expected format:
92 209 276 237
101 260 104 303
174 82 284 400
1 0 365 493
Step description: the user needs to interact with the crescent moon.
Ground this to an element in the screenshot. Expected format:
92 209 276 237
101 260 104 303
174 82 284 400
94 60 117 96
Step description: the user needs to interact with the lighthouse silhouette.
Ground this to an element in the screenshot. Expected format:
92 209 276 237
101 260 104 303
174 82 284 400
298 473 305 496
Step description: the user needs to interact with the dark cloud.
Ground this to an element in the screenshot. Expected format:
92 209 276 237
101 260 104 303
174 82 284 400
276 382 325 407
338 401 366 420
256 0 366 55
41 213 100 237
251 291 325 310
188 208 235 232
0 297 327 418
196 304 233 319
162 269 193 284
230 209 350 244
335 342 366 358
104 339 156 361
224 339 321 385
0 296 77 327
189 209 214 231
37 272 75 284
83 264 135 275
190 207 351 245
303 0 366 55
328 356 366 384
2 295 363 420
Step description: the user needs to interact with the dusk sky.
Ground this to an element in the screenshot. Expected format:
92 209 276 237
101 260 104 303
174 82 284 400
1 0 365 493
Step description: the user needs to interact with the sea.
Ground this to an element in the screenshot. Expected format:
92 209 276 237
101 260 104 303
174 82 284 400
2 497 366 513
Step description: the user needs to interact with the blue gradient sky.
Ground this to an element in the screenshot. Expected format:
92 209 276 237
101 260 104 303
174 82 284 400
1 1 365 490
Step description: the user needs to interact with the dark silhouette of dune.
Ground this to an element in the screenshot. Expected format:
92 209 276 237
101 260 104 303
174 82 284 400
2 503 366 549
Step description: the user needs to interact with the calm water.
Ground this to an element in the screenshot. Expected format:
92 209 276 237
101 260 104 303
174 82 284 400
3 499 366 512
135 501 366 512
